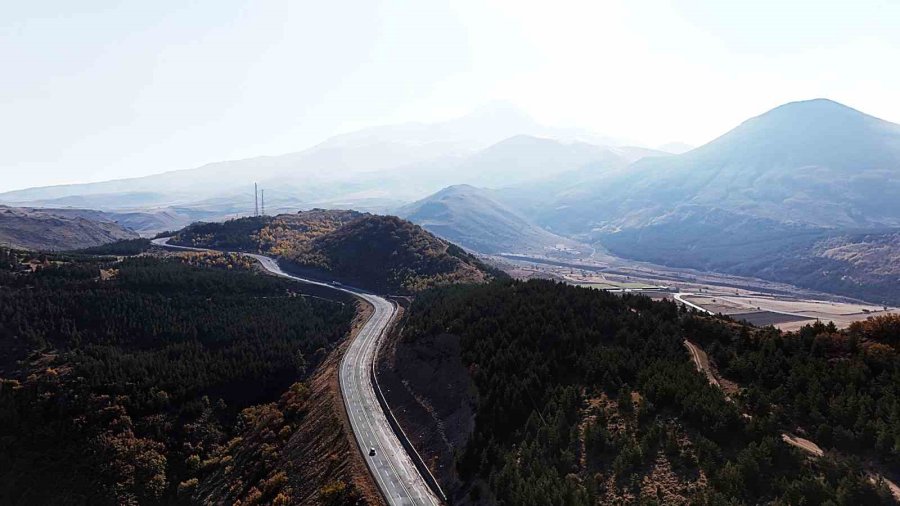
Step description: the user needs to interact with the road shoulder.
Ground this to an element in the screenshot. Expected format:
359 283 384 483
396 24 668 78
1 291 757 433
326 298 385 505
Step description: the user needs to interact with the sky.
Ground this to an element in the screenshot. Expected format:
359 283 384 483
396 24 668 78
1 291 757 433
2 0 900 192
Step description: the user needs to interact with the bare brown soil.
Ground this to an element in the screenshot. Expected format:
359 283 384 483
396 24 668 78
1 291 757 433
684 340 740 397
781 433 824 457
581 392 707 504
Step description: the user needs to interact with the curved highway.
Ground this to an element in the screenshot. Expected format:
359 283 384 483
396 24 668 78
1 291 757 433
151 238 441 505
673 293 714 314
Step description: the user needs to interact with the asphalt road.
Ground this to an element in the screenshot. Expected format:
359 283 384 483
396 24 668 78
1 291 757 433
151 238 441 505
675 293 812 320
673 293 714 314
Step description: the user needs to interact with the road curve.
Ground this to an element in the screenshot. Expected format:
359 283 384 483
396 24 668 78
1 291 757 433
151 238 441 505
673 293 714 314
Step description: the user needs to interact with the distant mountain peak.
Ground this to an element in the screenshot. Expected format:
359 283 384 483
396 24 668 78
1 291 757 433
439 184 480 193
783 97 843 107
731 98 900 139
681 97 900 170
757 98 872 122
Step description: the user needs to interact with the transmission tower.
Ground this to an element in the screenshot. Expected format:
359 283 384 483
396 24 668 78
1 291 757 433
260 189 265 216
254 183 259 217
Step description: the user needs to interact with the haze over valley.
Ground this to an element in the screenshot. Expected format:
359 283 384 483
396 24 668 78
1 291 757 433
5 98 900 305
4 2 900 505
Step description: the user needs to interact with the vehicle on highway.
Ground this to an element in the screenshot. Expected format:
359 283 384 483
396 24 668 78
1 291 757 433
154 238 442 505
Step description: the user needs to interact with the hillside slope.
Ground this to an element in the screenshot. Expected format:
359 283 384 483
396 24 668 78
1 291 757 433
172 210 499 293
536 99 900 234
380 280 896 504
0 250 369 505
398 184 588 256
0 206 139 250
515 99 900 303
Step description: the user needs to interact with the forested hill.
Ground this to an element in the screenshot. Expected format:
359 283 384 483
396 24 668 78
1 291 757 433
389 279 896 504
0 248 366 505
171 209 501 293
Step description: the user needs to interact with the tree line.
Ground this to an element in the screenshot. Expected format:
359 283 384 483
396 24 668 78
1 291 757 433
0 253 355 505
401 279 894 504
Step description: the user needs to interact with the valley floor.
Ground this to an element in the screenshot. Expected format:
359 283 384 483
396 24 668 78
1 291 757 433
495 252 899 330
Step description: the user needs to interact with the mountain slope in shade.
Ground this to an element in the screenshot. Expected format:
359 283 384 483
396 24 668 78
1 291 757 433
0 206 139 251
397 185 588 255
658 98 900 227
536 99 900 235
517 99 900 303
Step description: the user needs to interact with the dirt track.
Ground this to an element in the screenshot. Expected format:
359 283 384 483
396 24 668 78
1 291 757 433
780 434 824 457
684 340 719 388
684 339 900 502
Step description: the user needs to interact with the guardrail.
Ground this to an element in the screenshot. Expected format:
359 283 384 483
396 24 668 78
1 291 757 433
370 300 449 504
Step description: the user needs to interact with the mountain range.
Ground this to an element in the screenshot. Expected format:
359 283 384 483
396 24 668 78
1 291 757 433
3 98 899 302
525 98 900 235
0 103 638 212
490 99 900 302
0 103 661 231
395 99 900 302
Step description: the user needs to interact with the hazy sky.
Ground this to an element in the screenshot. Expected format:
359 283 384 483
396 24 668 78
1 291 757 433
2 0 900 192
